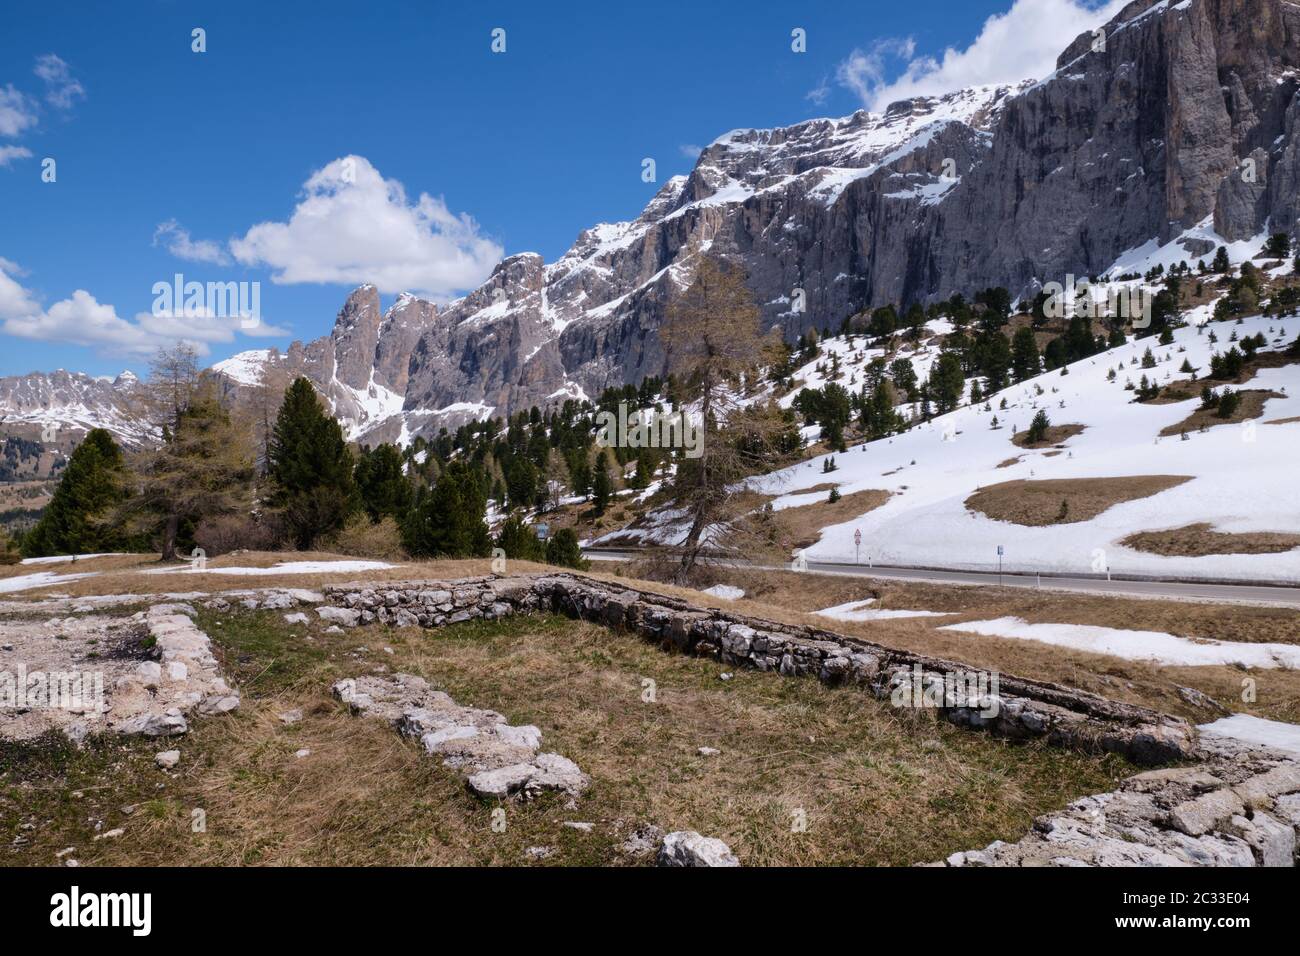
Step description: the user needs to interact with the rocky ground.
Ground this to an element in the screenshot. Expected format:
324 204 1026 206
0 603 239 742
3 557 1297 867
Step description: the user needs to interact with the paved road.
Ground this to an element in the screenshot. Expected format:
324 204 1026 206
584 549 1300 608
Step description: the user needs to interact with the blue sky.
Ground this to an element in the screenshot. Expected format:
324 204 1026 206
0 0 1119 379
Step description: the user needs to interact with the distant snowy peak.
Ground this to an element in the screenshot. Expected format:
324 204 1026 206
0 368 153 448
211 349 271 387
707 82 1029 175
205 285 444 444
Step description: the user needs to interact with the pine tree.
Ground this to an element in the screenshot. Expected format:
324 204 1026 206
1027 409 1052 444
629 448 654 490
267 378 357 549
505 454 539 510
1011 326 1041 383
591 449 613 515
495 513 544 561
929 353 965 412
544 527 588 570
23 429 130 557
354 443 411 522
402 461 491 558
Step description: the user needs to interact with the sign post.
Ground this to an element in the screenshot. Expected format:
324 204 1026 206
854 529 862 565
997 545 1004 585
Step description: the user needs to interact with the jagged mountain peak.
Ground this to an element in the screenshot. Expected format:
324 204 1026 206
8 0 1298 454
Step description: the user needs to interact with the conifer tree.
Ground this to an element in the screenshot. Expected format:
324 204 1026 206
660 254 787 582
495 513 544 561
1011 326 1041 383
545 527 588 570
591 449 613 515
267 377 357 549
354 443 411 522
1027 409 1052 444
133 387 256 560
401 461 491 558
23 428 130 557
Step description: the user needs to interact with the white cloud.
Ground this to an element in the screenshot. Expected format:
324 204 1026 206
805 77 831 106
0 84 38 138
0 55 84 173
679 144 703 160
834 38 917 108
0 258 40 318
33 54 85 110
0 259 287 358
830 0 1128 112
229 155 503 299
153 219 231 265
0 145 32 168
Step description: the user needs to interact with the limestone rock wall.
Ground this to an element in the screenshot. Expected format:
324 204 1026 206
317 571 1300 867
319 572 1194 766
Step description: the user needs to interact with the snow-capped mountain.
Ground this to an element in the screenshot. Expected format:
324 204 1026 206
210 285 433 443
5 0 1298 451
0 369 151 456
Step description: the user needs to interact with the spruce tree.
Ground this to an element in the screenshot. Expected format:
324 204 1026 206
591 449 613 515
402 461 491 558
545 527 588 569
1011 326 1041 383
354 443 411 522
23 428 129 557
268 377 357 549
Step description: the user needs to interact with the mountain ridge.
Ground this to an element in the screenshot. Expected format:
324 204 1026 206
3 0 1297 450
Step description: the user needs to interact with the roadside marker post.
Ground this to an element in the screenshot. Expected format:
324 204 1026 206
854 528 861 565
997 545 1004 585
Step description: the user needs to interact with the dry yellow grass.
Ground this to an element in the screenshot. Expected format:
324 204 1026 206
1011 423 1086 449
772 487 892 550
643 567 1300 726
1158 389 1282 437
0 551 559 599
965 475 1192 526
1121 523 1300 557
1 611 1133 867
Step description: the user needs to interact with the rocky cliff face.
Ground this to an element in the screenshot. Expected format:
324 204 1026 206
14 0 1295 450
395 0 1300 442
929 0 1300 298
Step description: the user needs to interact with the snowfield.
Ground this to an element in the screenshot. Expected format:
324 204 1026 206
20 553 125 565
702 584 745 600
1199 714 1300 755
143 560 399 576
815 599 951 622
939 617 1300 668
746 312 1300 584
0 571 99 593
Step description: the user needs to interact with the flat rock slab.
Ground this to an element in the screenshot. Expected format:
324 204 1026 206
939 740 1300 867
0 605 239 743
334 673 589 800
